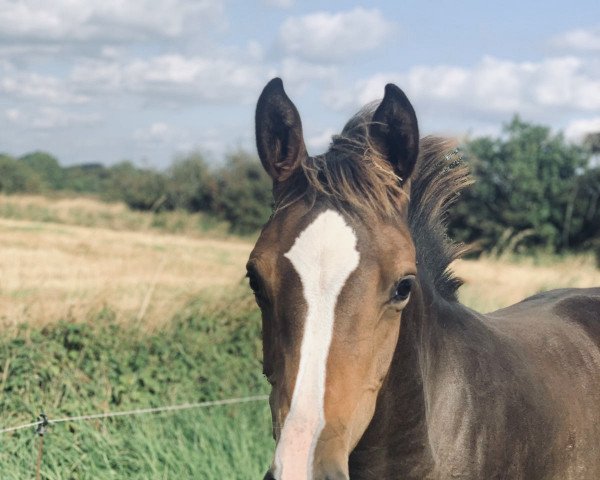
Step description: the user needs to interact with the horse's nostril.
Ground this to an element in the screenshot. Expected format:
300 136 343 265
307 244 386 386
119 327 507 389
262 471 276 480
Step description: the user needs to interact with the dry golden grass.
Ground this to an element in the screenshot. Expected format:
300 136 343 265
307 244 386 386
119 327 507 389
0 194 230 236
1 193 127 213
454 255 600 312
0 217 251 330
0 194 598 328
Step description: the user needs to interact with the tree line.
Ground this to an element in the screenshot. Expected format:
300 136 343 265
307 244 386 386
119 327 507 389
1 116 599 258
0 149 272 235
450 117 599 257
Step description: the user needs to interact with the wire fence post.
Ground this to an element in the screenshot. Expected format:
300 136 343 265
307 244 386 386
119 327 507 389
35 413 48 480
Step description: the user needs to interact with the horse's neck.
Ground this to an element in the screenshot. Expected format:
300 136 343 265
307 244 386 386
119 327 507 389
350 282 474 478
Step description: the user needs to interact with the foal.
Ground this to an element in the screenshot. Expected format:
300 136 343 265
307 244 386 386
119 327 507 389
249 78 600 480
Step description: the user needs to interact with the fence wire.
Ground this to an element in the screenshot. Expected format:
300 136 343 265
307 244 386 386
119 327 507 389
0 394 269 435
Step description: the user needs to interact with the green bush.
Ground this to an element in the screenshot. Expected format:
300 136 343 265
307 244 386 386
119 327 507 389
570 167 600 250
19 151 64 189
62 163 113 194
110 162 168 211
213 151 272 234
166 152 215 212
449 117 590 254
0 154 43 193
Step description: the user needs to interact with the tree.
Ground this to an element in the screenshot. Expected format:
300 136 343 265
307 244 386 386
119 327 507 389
449 116 589 254
166 152 215 212
62 163 113 194
19 151 64 189
584 132 600 154
576 135 600 265
0 154 43 193
109 161 168 211
213 151 272 234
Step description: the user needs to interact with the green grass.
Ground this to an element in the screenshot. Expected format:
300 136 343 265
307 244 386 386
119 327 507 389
2 405 272 479
0 288 273 478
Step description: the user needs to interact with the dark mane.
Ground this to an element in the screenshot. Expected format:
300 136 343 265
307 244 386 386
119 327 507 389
276 106 472 301
408 136 473 300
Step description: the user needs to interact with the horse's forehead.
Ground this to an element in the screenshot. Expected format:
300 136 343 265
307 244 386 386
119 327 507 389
251 205 413 279
284 209 360 285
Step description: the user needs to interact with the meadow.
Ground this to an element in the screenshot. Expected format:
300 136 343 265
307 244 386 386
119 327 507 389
1 195 599 478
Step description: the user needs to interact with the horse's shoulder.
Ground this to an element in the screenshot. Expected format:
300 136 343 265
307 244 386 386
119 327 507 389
496 287 600 346
549 287 600 307
484 287 600 335
516 287 600 319
548 288 600 340
506 287 600 312
521 287 600 305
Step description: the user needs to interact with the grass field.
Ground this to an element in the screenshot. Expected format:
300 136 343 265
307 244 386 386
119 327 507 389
0 292 272 479
0 194 599 478
0 217 251 331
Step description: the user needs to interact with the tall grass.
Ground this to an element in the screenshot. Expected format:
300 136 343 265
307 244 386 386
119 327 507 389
0 290 273 478
2 406 272 480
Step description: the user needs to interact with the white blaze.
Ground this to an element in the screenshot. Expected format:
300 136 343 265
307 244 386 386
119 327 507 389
274 209 360 480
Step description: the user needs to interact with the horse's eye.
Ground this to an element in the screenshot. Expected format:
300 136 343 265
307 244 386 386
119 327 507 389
392 275 415 302
247 270 267 303
247 272 261 293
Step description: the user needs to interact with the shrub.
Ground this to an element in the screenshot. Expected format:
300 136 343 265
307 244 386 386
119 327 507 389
62 163 113 194
214 151 272 234
19 151 64 189
166 152 215 212
0 154 43 193
449 117 590 254
110 162 168 211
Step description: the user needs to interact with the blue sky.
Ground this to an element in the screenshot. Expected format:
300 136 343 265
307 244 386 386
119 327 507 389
1 0 599 168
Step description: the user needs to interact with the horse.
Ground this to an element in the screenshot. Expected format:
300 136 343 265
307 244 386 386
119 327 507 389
248 77 600 480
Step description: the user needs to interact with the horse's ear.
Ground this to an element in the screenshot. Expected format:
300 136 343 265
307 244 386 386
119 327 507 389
255 78 307 182
370 84 419 182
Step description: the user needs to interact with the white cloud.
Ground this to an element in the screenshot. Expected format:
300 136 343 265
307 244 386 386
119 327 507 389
133 122 189 146
325 55 600 119
246 41 264 61
0 43 62 60
565 117 600 141
5 106 100 129
263 0 294 8
0 63 87 104
70 54 275 104
307 128 336 153
280 57 338 92
0 0 223 43
279 8 393 63
551 26 600 52
134 123 231 160
5 108 22 123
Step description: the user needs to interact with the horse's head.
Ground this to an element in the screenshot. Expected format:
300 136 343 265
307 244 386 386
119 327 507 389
250 78 420 480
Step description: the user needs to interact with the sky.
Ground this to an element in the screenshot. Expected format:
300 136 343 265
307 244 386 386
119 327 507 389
1 0 599 168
